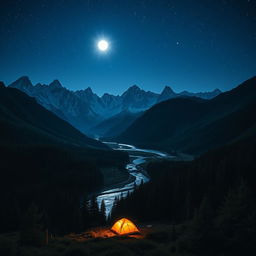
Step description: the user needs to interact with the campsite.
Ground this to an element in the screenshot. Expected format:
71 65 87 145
0 222 180 256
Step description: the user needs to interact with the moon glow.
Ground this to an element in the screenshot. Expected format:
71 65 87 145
97 40 109 51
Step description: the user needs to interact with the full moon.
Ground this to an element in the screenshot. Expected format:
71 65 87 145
97 40 109 51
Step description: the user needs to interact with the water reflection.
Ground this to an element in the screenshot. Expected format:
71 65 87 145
97 142 172 216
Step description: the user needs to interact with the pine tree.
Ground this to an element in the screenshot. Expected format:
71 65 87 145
89 195 100 226
216 181 256 254
81 201 90 229
20 203 45 246
71 203 82 233
184 192 192 220
100 200 106 225
133 181 137 190
194 195 214 232
90 195 99 215
182 195 214 254
110 196 120 222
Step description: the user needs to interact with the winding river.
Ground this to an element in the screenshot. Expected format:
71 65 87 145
96 142 174 216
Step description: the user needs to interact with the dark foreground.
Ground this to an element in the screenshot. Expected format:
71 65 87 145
0 223 200 256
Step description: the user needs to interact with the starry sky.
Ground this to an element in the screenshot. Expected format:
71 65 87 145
0 0 255 95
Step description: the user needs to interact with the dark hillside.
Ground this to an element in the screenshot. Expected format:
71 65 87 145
0 83 129 235
0 85 106 149
112 135 256 254
116 77 256 155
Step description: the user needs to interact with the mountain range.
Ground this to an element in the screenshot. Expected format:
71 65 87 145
0 81 106 150
0 81 130 167
8 76 221 135
0 81 130 236
115 76 256 155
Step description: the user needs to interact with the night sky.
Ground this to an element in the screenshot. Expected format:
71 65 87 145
0 0 255 95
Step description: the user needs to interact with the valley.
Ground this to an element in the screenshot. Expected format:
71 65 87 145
96 142 175 216
1 77 256 256
1 1 255 255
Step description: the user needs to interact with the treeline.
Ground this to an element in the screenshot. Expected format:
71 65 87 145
111 136 256 254
16 196 107 246
0 144 127 237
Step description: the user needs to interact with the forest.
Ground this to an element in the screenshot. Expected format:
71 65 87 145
0 144 128 236
111 135 256 254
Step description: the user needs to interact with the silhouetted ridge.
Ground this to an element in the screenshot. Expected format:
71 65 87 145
116 76 256 155
49 79 62 88
0 86 107 149
0 81 5 88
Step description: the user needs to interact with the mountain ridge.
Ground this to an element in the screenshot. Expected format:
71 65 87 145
115 76 256 155
8 76 222 134
0 82 107 150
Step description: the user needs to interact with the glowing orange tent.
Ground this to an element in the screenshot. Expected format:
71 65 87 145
111 218 140 235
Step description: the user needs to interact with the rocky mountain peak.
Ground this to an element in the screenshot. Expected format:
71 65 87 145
130 85 140 90
161 86 175 95
102 93 113 99
158 86 177 102
9 76 33 90
18 76 31 83
213 89 222 93
49 79 62 88
84 87 94 95
122 85 142 96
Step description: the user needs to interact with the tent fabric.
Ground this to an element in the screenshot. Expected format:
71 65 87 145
111 218 139 235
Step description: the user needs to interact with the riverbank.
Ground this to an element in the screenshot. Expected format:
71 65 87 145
98 169 136 194
95 142 174 216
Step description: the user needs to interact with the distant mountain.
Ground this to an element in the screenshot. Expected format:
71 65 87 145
157 86 176 102
121 85 159 111
0 82 107 150
157 86 222 103
74 89 122 118
90 110 143 138
115 77 256 155
74 84 159 117
179 88 222 99
8 76 222 135
9 77 100 134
